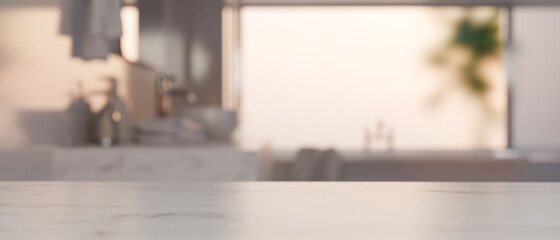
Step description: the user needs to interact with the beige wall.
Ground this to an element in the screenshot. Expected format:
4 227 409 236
0 6 156 120
0 5 156 146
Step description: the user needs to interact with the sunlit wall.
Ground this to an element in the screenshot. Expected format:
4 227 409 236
0 5 153 147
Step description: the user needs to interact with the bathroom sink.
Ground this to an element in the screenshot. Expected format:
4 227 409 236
177 107 238 142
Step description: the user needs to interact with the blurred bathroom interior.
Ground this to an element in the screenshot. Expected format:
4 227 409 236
0 0 559 181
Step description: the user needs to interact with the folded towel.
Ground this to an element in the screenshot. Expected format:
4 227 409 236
134 117 208 146
135 118 204 134
293 148 323 181
135 132 207 145
318 149 342 181
292 148 342 181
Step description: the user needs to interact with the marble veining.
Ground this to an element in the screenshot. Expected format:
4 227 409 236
1 182 560 239
0 146 256 181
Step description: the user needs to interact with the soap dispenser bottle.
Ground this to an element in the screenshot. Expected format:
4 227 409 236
65 81 92 146
97 78 130 147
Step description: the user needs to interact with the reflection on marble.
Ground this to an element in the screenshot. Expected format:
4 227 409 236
1 182 560 239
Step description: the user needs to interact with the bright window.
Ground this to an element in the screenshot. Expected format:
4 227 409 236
232 6 508 150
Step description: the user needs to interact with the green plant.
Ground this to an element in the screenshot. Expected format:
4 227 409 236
433 8 503 96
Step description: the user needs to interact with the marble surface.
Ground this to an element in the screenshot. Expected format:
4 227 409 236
0 146 256 181
1 182 560 239
51 146 255 181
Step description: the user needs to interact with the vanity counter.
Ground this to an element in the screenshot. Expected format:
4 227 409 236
0 145 256 181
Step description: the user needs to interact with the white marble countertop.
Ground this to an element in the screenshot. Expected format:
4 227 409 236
0 146 256 181
1 182 560 239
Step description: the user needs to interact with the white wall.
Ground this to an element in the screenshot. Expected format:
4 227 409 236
513 7 560 151
239 7 508 150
